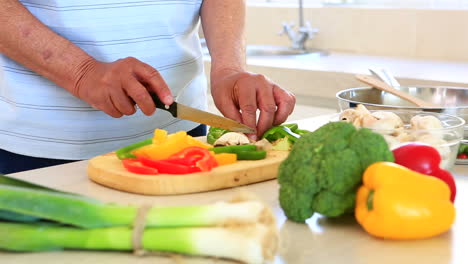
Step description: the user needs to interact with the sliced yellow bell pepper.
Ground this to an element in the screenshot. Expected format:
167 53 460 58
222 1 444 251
152 129 167 144
355 162 455 240
133 130 213 160
214 153 237 166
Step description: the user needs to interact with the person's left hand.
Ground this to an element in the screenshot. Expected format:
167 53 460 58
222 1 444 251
210 68 296 140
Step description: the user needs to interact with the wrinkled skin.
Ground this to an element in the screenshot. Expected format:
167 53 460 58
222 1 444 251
210 69 296 140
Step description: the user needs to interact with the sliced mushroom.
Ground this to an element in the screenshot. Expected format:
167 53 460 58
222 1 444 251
214 132 250 146
254 138 272 151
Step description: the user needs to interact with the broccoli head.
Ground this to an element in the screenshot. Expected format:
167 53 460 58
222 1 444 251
278 122 394 222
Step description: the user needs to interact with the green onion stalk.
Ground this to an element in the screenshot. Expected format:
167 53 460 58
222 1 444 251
0 177 278 264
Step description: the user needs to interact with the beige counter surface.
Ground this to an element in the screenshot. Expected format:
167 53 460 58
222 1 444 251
2 115 468 264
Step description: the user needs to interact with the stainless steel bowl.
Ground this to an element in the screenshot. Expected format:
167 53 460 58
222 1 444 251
336 86 468 138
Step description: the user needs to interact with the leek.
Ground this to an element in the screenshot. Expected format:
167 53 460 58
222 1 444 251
0 179 279 264
0 222 276 264
0 185 269 229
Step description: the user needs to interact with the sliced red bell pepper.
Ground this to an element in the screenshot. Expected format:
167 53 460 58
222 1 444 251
164 156 202 166
138 157 201 174
392 143 456 202
168 146 218 172
122 158 159 175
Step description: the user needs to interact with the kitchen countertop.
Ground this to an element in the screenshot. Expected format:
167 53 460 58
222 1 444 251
246 52 468 85
2 114 467 264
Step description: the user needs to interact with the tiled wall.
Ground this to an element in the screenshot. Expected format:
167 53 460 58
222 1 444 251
245 6 468 61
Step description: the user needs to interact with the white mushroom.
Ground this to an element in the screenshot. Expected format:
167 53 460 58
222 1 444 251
339 108 364 127
214 132 250 146
339 104 376 127
410 115 445 139
410 115 443 130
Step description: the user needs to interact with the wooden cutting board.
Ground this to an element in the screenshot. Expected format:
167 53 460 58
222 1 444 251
87 150 289 195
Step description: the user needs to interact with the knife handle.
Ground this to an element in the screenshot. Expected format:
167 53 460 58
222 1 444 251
149 92 177 117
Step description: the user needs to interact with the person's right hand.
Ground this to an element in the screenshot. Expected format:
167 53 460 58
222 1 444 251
71 57 173 118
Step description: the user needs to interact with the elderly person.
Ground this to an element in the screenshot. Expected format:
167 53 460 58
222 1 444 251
0 0 296 173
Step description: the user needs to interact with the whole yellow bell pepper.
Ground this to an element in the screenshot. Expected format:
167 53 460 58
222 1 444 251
355 162 455 240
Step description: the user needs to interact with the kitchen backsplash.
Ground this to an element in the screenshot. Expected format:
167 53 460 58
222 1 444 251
245 5 468 62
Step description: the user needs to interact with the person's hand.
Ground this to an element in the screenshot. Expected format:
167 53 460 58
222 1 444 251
71 57 173 118
210 68 296 140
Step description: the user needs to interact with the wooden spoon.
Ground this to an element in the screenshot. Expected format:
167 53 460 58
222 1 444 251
355 74 439 108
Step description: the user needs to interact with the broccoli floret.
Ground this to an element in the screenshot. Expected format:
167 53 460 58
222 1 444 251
278 121 393 222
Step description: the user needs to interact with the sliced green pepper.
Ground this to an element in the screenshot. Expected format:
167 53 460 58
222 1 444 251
209 145 265 160
236 150 267 160
262 125 300 143
115 138 153 160
209 144 257 154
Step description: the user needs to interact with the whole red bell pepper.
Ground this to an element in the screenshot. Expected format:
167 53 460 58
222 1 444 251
392 143 456 202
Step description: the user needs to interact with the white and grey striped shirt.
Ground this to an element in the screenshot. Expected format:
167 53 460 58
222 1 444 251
0 0 207 160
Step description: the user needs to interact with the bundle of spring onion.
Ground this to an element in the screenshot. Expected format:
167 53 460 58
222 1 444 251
0 175 278 264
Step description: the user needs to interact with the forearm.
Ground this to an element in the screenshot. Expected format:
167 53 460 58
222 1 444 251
0 0 94 92
200 0 246 77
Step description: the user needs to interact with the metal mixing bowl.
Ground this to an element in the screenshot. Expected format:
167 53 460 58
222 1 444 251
336 86 468 138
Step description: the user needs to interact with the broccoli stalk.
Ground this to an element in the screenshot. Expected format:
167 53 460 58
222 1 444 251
278 122 394 222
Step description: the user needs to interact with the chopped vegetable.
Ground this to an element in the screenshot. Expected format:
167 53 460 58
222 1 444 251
209 144 266 160
138 157 201 174
392 143 456 202
236 150 267 160
278 122 394 222
355 162 455 240
0 184 278 264
132 130 212 160
209 144 257 154
122 158 159 175
214 132 250 146
206 127 230 145
262 125 300 143
254 138 272 151
134 147 217 174
213 153 237 166
167 146 218 172
116 138 153 160
270 137 293 151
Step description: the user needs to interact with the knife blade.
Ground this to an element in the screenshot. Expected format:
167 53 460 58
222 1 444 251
150 93 255 133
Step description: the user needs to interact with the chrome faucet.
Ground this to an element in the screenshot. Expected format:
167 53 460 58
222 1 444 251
278 0 319 50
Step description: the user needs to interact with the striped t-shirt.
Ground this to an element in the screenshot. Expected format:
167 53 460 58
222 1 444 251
0 0 207 160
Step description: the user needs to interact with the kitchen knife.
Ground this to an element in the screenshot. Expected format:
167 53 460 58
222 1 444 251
150 93 255 133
